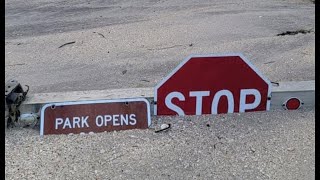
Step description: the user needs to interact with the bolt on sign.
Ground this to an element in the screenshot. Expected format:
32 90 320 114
155 53 272 116
40 98 151 136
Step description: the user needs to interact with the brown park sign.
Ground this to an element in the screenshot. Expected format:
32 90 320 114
40 98 151 136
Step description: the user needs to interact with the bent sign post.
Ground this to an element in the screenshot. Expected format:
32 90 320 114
155 53 272 116
40 98 151 135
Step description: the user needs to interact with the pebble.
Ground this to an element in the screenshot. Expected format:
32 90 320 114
160 124 170 129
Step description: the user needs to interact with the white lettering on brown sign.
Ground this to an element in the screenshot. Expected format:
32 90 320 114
40 99 150 136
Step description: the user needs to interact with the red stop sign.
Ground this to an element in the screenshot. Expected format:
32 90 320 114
155 54 272 115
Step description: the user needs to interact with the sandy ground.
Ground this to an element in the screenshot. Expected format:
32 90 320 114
5 0 315 94
5 0 315 179
5 110 315 179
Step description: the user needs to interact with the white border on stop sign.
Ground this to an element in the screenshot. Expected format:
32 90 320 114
40 98 151 136
154 53 272 115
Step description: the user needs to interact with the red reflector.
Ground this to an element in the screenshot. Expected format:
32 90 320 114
283 98 302 110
